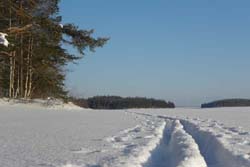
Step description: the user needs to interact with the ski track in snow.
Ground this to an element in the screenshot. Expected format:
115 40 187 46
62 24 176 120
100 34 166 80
143 119 207 167
0 101 250 167
87 112 250 167
180 119 250 167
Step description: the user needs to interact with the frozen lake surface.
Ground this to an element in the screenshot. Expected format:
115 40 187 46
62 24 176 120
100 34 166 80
0 100 250 167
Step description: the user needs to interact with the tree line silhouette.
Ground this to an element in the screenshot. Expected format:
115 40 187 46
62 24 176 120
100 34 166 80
0 0 108 99
72 96 175 109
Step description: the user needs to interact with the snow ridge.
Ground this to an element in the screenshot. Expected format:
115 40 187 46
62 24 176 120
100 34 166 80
0 98 83 110
122 121 166 167
101 118 207 167
58 114 250 167
144 119 207 167
101 120 167 167
1 106 250 167
181 119 250 167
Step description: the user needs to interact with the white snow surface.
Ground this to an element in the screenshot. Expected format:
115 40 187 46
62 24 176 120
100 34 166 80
59 24 64 28
0 32 9 47
0 101 250 167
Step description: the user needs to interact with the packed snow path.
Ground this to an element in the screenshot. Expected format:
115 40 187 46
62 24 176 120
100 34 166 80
93 117 207 167
143 119 207 167
93 112 250 167
128 112 250 167
181 119 250 167
0 101 250 167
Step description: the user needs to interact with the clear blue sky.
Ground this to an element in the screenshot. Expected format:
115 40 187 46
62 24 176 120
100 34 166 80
59 0 250 107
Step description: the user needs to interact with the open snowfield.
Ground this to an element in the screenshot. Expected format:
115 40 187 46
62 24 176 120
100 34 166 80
0 100 250 167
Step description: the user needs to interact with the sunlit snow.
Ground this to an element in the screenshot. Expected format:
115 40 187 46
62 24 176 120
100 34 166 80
0 99 249 167
0 32 9 47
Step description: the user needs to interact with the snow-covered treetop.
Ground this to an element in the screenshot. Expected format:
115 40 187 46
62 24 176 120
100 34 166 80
0 32 9 47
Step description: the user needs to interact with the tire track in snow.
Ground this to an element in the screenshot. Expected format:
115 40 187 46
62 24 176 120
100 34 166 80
143 119 207 167
131 111 250 167
180 120 250 167
123 111 207 167
63 110 250 167
97 116 167 167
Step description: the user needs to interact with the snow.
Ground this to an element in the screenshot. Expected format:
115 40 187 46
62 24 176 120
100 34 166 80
144 119 207 167
59 24 64 28
0 101 250 167
0 98 82 110
181 119 250 167
101 119 166 167
0 32 9 47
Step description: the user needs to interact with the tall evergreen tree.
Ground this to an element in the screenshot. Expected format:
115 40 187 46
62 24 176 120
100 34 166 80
0 0 108 99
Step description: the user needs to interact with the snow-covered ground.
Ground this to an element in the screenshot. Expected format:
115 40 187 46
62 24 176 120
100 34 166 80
0 32 9 47
0 101 250 167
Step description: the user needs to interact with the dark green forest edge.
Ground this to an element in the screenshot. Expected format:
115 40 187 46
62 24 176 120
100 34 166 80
0 1 174 109
0 0 108 99
201 99 250 108
71 96 175 109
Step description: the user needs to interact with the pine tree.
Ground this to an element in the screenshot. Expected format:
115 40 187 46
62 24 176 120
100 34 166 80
0 0 108 99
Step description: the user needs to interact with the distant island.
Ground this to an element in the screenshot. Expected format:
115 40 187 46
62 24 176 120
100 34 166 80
201 99 250 108
71 96 175 109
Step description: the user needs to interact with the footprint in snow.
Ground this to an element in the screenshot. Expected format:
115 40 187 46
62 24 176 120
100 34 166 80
131 126 142 133
239 131 250 135
114 136 131 142
37 163 55 167
216 134 224 138
144 135 154 139
71 147 104 155
123 144 137 154
227 127 239 133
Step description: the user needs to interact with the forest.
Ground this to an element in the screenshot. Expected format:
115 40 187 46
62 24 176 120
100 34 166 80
201 99 250 108
72 96 175 109
0 1 174 109
0 0 108 99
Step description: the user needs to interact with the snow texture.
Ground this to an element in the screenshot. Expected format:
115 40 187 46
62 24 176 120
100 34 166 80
0 32 9 47
144 119 207 167
0 100 250 167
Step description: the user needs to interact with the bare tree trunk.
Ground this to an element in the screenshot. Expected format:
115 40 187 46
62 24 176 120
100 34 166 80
20 34 24 97
24 37 31 99
8 2 12 98
9 55 13 98
19 0 24 98
11 51 16 98
9 52 16 98
27 37 33 98
15 62 20 98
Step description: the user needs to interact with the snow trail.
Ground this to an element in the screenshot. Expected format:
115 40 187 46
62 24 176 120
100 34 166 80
1 103 250 167
101 119 167 167
181 119 250 167
144 119 207 167
102 113 208 167
129 111 250 167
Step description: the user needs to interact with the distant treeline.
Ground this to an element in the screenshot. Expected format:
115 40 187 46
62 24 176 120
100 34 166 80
71 96 175 109
201 99 250 108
